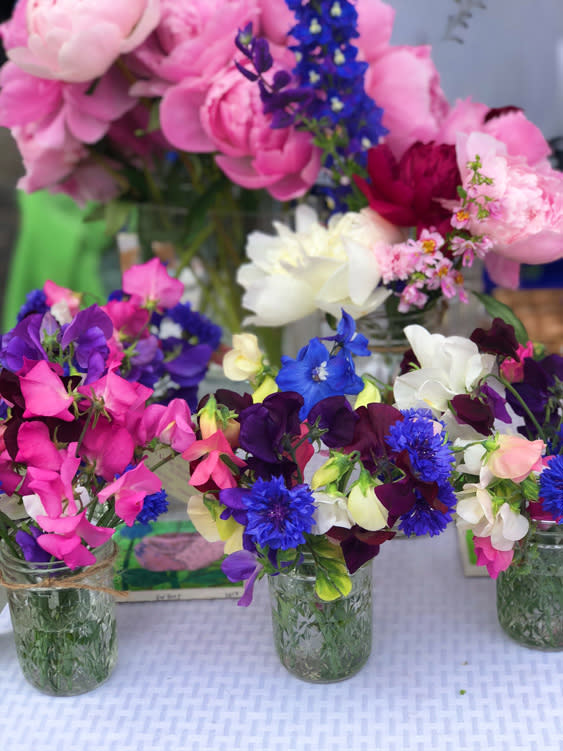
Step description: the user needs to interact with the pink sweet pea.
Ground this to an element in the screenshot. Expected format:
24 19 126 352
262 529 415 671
20 360 75 422
37 512 114 568
79 419 135 481
122 258 184 310
473 535 514 579
26 447 81 518
8 0 161 83
183 431 246 491
97 461 163 526
500 341 534 383
487 435 545 483
149 398 196 453
43 280 82 316
15 421 61 470
78 371 153 424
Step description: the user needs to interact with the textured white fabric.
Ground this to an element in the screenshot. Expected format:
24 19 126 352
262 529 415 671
1 527 563 751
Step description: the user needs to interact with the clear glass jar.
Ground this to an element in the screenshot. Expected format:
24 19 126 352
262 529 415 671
355 300 445 384
268 558 373 682
496 525 563 650
0 540 118 695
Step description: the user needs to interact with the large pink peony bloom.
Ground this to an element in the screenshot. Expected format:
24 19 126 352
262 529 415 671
8 0 161 83
437 99 551 167
161 54 321 200
360 45 449 159
130 0 260 93
456 132 563 287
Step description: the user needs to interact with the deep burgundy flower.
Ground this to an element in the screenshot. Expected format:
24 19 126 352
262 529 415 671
343 402 403 473
451 394 495 436
307 396 359 448
470 318 519 361
398 347 420 375
239 392 304 464
329 526 395 574
355 142 461 236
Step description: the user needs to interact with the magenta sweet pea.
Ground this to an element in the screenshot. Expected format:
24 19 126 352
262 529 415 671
0 258 219 570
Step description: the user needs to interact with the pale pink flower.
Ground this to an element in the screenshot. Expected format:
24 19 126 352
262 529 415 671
398 282 428 312
8 0 161 83
487 435 545 483
43 281 81 317
500 341 534 383
473 535 514 579
437 98 551 167
130 0 260 91
455 132 563 286
122 258 184 310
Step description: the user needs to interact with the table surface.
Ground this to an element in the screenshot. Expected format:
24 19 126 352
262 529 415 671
1 526 562 751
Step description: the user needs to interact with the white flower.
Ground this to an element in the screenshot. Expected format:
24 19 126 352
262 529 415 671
455 482 529 551
237 205 404 326
347 483 388 531
393 325 496 415
311 491 353 535
223 333 263 382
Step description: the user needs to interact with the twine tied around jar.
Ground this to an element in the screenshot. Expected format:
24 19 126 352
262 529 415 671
0 547 129 599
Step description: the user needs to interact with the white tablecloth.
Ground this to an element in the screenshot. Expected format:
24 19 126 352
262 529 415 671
1 527 562 751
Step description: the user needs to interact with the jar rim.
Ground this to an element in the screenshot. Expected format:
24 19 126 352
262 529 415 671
0 538 115 579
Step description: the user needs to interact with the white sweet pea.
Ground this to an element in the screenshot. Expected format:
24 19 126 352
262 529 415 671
455 482 529 551
393 325 496 415
22 493 47 520
2 494 29 520
237 205 404 326
347 483 388 531
311 491 353 535
223 333 263 382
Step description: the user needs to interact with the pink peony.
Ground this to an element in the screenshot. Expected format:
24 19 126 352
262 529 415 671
487 434 545 483
456 132 563 287
356 0 395 61
8 0 161 83
161 53 321 200
361 45 449 159
256 0 294 44
437 99 551 167
473 535 514 579
130 0 260 91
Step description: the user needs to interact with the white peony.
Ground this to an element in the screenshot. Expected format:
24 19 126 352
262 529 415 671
237 205 404 326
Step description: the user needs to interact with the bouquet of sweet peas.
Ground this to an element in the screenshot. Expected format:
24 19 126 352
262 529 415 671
391 316 563 578
0 258 217 566
186 312 458 605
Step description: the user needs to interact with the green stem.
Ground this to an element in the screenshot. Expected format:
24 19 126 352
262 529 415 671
493 374 546 442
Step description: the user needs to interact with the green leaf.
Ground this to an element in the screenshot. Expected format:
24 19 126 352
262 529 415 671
103 201 136 237
473 291 529 345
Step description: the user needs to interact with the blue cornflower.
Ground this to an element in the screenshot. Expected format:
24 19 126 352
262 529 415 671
16 289 48 322
245 476 315 551
276 337 363 417
136 489 169 525
167 302 222 350
386 409 455 485
399 484 456 537
539 455 563 519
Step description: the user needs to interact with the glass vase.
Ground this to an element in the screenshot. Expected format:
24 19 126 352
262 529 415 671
356 299 445 384
0 540 118 695
268 558 373 682
496 525 563 650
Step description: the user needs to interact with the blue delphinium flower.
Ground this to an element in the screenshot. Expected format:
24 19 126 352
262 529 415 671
322 309 370 358
136 489 169 525
539 454 563 519
276 336 363 417
399 484 456 538
386 409 455 484
245 475 315 550
16 289 48 322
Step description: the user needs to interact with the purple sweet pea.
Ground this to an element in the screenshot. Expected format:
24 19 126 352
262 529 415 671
451 394 495 436
1 313 47 371
221 550 263 607
163 341 213 387
239 392 303 463
60 305 113 382
307 396 359 448
15 525 52 563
